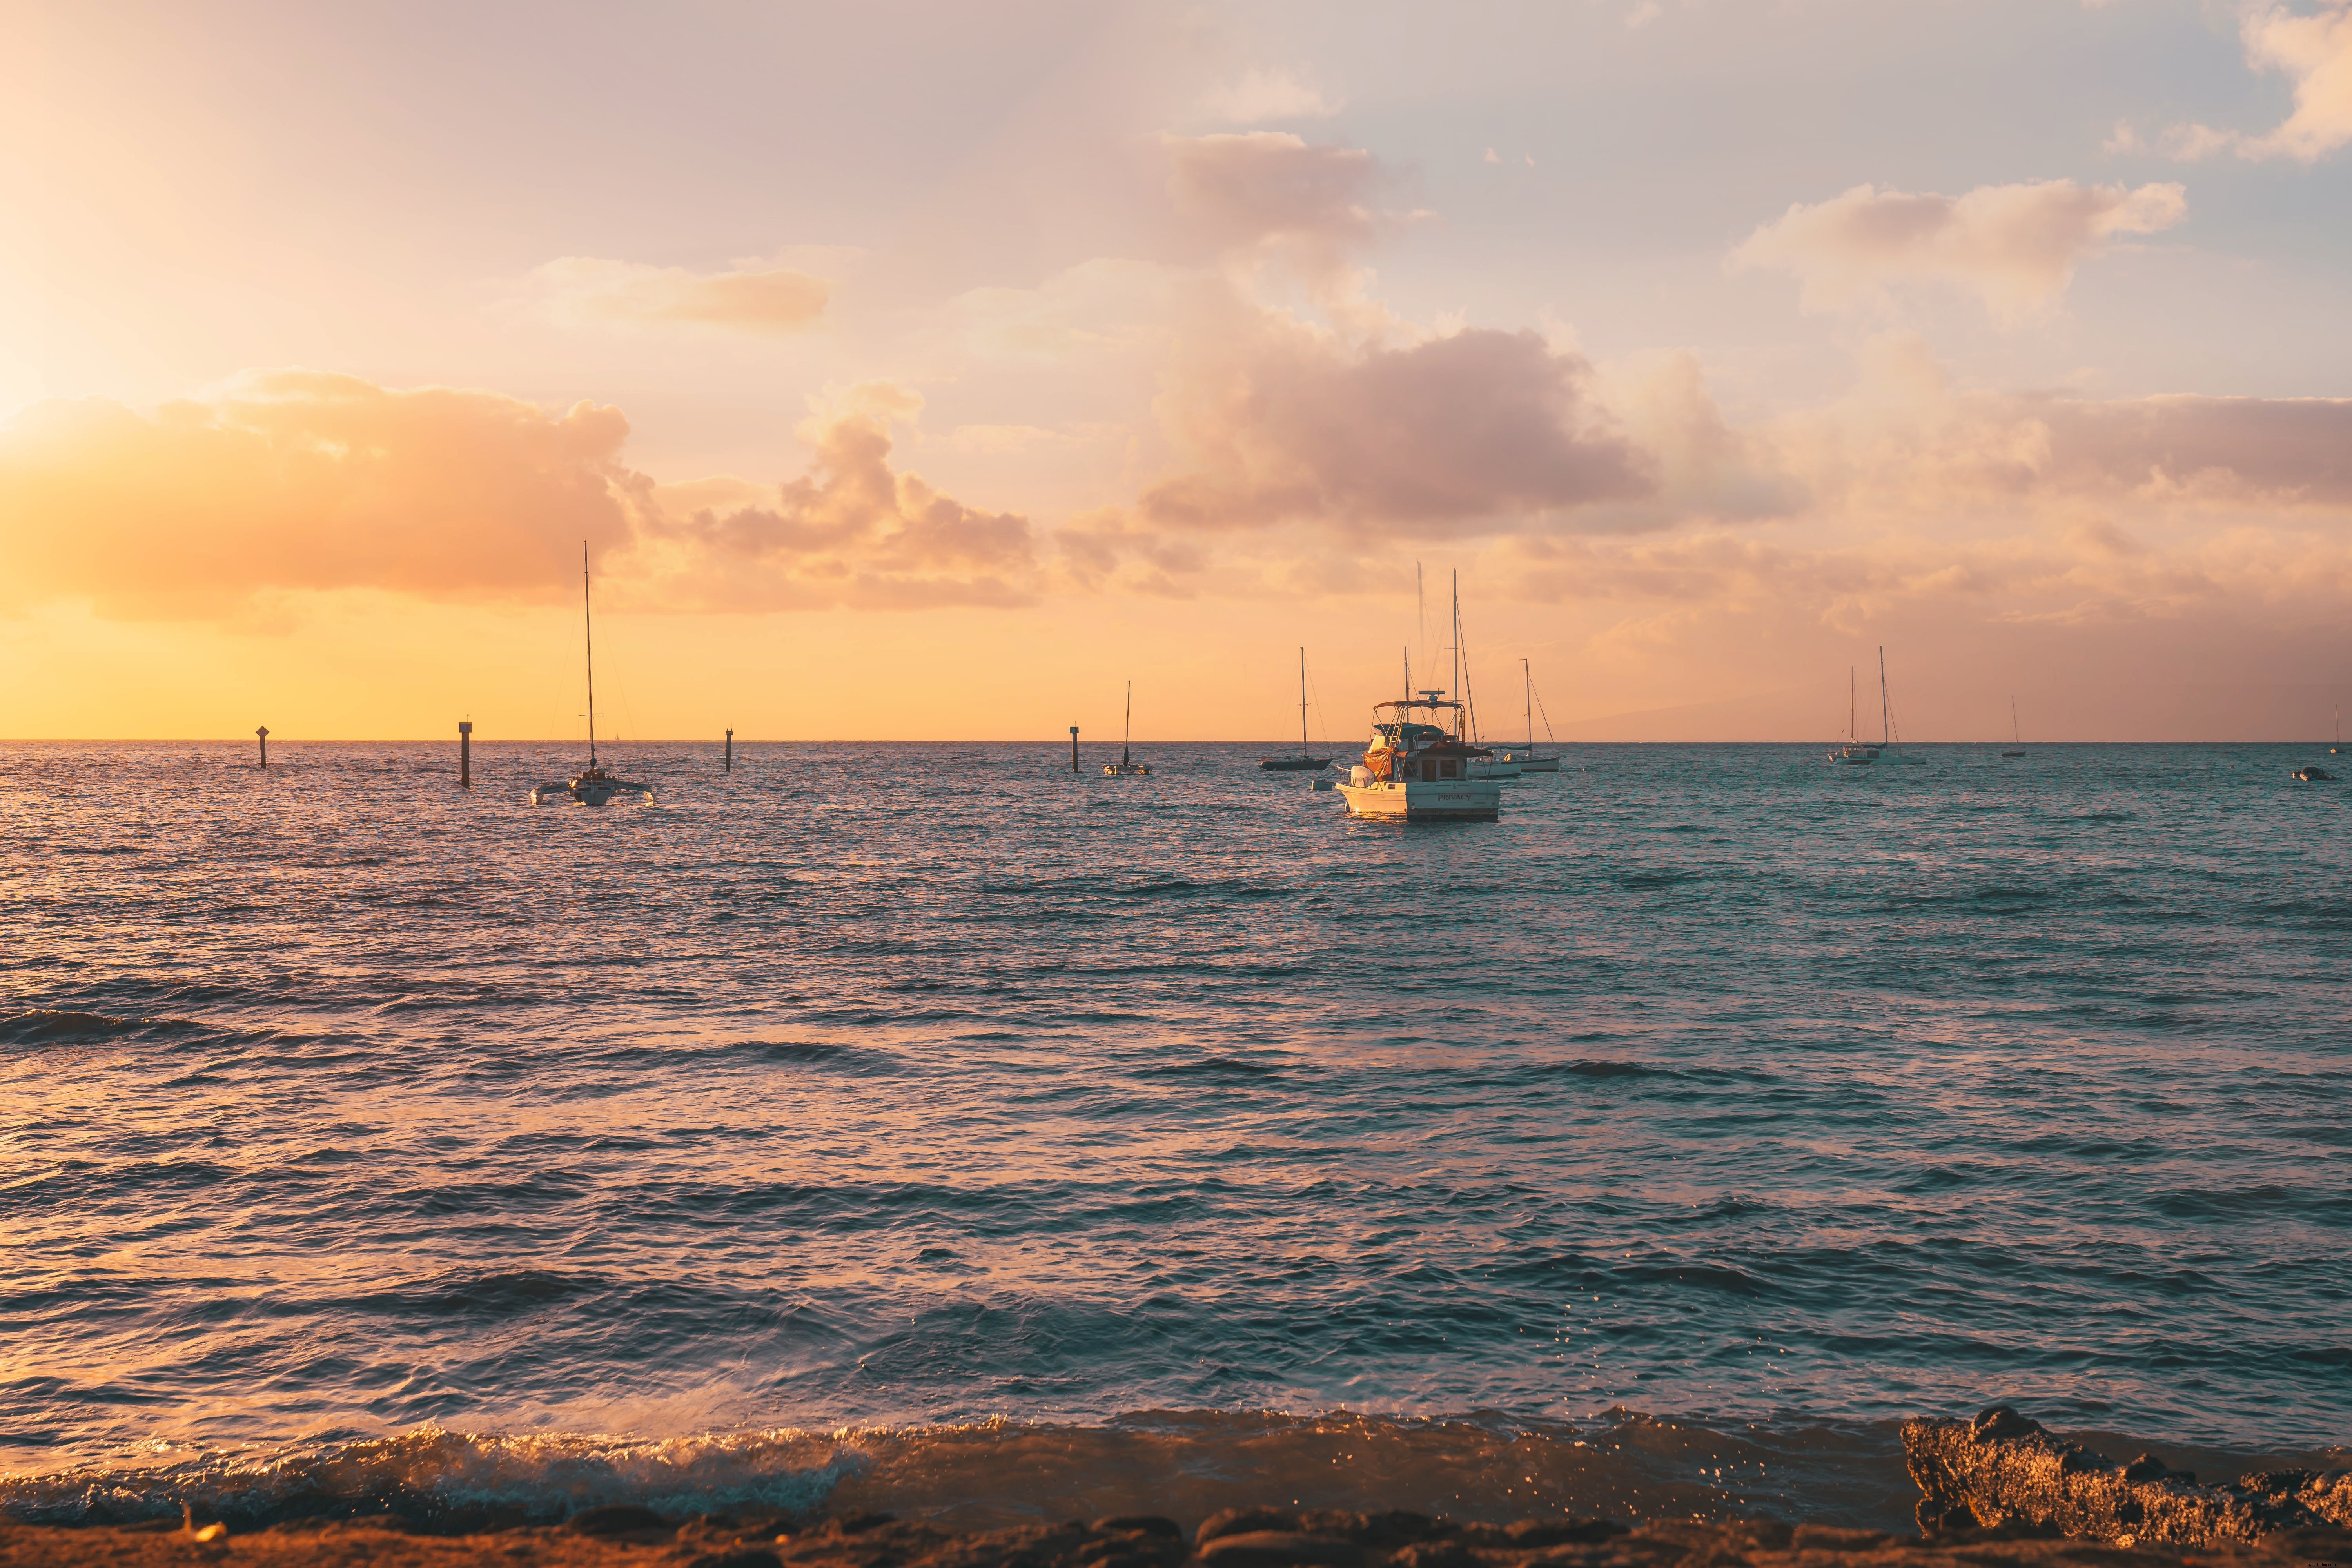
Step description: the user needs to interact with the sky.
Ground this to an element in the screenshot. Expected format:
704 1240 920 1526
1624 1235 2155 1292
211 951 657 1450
5 0 2352 742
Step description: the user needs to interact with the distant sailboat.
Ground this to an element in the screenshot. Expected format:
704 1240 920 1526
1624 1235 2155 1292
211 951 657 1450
1502 659 1561 772
1104 681 1151 776
2003 696 2025 757
1874 648 1927 766
530 543 655 806
1828 665 1877 765
1261 649 1334 771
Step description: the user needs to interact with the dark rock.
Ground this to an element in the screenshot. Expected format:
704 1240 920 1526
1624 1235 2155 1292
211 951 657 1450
1505 1519 1629 1548
566 1504 672 1538
684 1552 786 1568
1092 1518 1183 1540
1788 1526 1893 1553
1194 1529 1368 1568
1299 1512 1456 1550
1904 1407 2349 1547
1198 1511 1305 1547
825 1513 901 1537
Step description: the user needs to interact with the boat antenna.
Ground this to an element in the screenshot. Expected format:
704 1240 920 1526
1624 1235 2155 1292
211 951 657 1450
583 539 599 766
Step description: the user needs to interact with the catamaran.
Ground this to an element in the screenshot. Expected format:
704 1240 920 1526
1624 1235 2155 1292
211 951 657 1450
1104 681 1151 776
530 543 656 807
1334 575 1503 820
1261 648 1333 771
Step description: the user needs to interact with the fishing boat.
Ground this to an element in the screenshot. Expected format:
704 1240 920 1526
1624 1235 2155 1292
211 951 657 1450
1335 693 1503 820
1499 659 1561 772
2002 696 2025 757
530 544 656 807
1260 648 1333 771
1103 681 1151 776
1828 666 1877 765
1334 576 1503 820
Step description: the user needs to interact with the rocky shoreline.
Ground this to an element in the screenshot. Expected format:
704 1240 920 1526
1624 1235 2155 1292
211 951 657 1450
4 1411 2346 1568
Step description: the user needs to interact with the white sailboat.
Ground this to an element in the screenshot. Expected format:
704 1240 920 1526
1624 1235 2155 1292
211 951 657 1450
530 543 656 806
1827 666 1877 765
1500 659 1561 772
2003 696 2025 757
1103 681 1151 776
1875 647 1927 765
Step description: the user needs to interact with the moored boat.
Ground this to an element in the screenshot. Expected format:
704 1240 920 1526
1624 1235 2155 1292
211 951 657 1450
1334 693 1504 821
530 543 656 807
1260 648 1333 771
1104 680 1152 776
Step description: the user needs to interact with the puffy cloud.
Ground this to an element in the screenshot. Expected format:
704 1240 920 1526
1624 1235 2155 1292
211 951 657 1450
0 373 1036 618
633 385 1037 610
527 256 830 333
1196 68 1339 123
1729 179 2188 320
2170 2 2352 162
1139 289 1654 536
0 372 648 616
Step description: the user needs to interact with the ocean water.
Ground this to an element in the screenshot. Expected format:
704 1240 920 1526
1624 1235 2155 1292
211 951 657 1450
3 739 2348 1532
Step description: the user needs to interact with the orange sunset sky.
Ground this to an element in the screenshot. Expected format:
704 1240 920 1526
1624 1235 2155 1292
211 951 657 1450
5 0 2352 742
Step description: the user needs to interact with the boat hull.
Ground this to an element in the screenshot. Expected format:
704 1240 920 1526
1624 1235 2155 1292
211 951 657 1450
1467 758 1522 780
1506 753 1560 772
1335 780 1502 821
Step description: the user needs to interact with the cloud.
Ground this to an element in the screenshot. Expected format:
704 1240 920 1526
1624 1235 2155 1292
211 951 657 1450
0 373 1036 618
2169 1 2352 162
1139 287 1653 535
635 384 1037 610
0 372 649 616
1163 132 1412 289
1729 178 2188 321
527 256 830 333
1196 68 1339 123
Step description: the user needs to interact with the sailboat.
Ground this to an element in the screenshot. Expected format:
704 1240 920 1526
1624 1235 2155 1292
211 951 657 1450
1828 666 1877 764
1501 659 1561 771
529 543 656 806
2003 697 2025 757
1873 648 1927 765
1260 648 1334 771
1103 681 1151 776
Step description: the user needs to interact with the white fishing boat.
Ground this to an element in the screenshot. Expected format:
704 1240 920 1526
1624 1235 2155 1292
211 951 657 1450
1335 694 1503 820
530 543 656 807
1103 680 1151 776
1334 575 1503 820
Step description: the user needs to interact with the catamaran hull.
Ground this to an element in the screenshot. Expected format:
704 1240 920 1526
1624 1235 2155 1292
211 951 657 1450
1335 780 1502 821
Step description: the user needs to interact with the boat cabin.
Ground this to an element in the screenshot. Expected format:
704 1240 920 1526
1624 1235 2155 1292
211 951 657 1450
1360 694 1494 782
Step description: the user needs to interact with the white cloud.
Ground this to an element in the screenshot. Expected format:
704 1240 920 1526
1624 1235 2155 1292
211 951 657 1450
1196 68 1340 124
1730 178 2188 321
2168 1 2352 162
526 256 830 334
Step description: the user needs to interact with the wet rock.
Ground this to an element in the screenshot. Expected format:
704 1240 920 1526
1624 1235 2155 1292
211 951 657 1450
1194 1530 1368 1568
1198 1511 1306 1548
1093 1519 1183 1541
683 1552 786 1568
1788 1526 1894 1553
1503 1519 1628 1549
566 1505 672 1539
1904 1405 2352 1546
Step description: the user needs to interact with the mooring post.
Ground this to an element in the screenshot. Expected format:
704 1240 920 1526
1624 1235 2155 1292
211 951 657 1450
724 728 733 772
256 725 269 768
1069 725 1079 773
459 721 472 788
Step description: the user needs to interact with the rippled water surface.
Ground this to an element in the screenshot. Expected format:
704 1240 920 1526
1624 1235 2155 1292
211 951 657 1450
3 740 2348 1525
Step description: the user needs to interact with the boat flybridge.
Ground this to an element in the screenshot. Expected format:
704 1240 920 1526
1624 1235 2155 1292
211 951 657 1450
530 543 656 807
1334 691 1503 821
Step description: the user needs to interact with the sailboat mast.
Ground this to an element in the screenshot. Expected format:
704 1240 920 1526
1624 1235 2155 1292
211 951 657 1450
1849 666 1856 743
1451 570 1463 740
583 540 597 765
1298 647 1309 757
2012 695 2020 744
1524 658 1533 750
1122 679 1132 766
1878 646 1890 748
